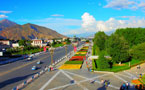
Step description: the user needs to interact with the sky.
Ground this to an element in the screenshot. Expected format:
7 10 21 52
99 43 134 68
0 0 145 37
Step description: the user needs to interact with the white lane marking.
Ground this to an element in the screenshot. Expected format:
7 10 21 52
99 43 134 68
48 73 119 90
64 70 88 79
39 71 61 90
124 71 137 79
113 74 128 83
116 73 132 79
94 80 120 89
61 70 89 90
60 70 74 80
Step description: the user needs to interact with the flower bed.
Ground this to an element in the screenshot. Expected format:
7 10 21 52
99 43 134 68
65 61 83 64
69 58 84 61
59 64 82 69
76 52 87 54
131 79 142 85
74 54 86 56
59 45 88 70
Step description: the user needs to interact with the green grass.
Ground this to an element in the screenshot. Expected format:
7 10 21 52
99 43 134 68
138 74 145 85
93 59 130 72
92 59 97 70
64 61 83 64
53 43 64 47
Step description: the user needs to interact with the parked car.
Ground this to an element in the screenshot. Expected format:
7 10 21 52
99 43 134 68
32 66 37 70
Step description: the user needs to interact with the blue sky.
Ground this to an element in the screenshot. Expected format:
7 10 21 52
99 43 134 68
0 0 145 37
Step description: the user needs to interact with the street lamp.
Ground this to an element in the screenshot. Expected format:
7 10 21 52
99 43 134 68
64 45 68 56
49 47 55 65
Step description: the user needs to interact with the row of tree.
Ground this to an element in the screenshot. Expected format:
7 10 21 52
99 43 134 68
93 28 145 69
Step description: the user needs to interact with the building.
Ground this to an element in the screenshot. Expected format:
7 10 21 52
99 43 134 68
0 40 11 51
0 40 12 46
31 39 47 47
12 43 19 47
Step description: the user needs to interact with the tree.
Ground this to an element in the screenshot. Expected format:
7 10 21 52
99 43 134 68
115 28 145 47
97 51 110 69
106 34 129 64
18 40 27 46
130 42 145 60
94 31 108 51
65 38 71 44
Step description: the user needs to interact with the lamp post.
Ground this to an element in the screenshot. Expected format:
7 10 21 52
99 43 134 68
64 45 68 56
49 47 54 65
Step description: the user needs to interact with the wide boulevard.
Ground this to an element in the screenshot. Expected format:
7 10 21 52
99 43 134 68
0 42 84 90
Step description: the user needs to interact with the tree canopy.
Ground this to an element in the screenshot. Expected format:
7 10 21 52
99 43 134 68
94 31 108 51
105 34 129 63
130 42 145 60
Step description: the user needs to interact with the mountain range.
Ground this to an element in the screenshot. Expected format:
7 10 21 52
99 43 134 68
0 19 66 40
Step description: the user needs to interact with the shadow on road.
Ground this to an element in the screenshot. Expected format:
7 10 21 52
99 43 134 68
0 73 36 89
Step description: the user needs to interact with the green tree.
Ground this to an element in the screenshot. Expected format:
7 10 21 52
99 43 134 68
106 34 129 64
65 38 71 44
94 31 108 51
130 42 145 60
18 40 27 46
97 51 110 69
115 28 145 47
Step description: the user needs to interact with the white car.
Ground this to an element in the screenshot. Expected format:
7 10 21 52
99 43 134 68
28 57 32 60
32 66 37 70
37 61 41 64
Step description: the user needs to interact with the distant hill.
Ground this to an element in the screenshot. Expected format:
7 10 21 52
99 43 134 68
0 19 17 31
0 19 66 40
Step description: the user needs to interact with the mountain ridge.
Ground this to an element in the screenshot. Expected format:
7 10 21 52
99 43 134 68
0 19 66 40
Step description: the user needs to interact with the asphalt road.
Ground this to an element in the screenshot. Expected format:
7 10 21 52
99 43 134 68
0 42 84 90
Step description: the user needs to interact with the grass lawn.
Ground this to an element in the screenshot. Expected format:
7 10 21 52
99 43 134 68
64 61 83 64
92 59 145 72
139 74 145 85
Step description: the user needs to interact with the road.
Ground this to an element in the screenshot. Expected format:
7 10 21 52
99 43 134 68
0 42 84 90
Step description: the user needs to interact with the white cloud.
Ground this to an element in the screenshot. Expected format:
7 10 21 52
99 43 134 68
138 2 145 9
0 11 12 14
104 0 145 11
51 14 64 17
104 0 136 10
66 12 145 35
81 12 96 31
0 14 8 18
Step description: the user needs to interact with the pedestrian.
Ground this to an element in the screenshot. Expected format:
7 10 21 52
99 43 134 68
104 80 108 88
90 80 95 84
120 85 124 90
126 82 129 90
139 74 142 78
122 83 126 89
101 79 104 85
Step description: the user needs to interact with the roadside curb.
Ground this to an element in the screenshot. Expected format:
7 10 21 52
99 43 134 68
94 71 114 74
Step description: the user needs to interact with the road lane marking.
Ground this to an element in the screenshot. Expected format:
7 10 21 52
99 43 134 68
61 70 89 90
113 74 128 82
48 72 119 90
116 73 132 79
124 71 137 79
60 70 74 80
64 70 88 79
39 70 61 90
0 55 49 77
